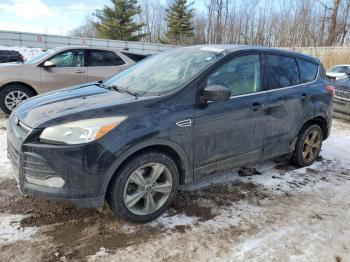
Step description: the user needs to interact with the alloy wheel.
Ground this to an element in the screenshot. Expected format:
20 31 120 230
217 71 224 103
302 129 321 162
123 163 173 216
5 91 29 111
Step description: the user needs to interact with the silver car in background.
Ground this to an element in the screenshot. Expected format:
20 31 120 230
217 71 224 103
0 46 145 114
326 64 350 81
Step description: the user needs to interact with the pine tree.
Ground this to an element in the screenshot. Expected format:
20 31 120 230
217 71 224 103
94 0 146 41
165 0 194 44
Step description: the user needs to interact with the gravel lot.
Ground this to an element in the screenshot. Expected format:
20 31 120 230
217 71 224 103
0 114 349 262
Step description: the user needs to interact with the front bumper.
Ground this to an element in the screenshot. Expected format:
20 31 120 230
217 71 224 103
7 115 114 208
333 91 350 121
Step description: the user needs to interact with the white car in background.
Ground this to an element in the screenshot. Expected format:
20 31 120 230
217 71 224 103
326 64 350 81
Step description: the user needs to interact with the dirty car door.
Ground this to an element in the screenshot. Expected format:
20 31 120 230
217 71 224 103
263 54 315 158
194 54 268 178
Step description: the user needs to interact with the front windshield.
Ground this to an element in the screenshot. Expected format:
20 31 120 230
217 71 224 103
328 66 348 73
25 49 55 64
104 48 224 96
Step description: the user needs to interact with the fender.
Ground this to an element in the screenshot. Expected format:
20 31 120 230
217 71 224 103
99 138 192 197
292 114 329 152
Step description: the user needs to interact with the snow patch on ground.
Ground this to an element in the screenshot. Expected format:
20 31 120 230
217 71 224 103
150 210 198 229
0 116 11 181
321 119 350 167
0 45 44 60
0 214 37 245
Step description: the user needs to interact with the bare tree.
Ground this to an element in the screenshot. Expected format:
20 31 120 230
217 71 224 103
325 0 341 45
68 15 97 38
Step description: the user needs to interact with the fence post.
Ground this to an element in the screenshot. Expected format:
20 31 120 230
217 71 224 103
19 32 22 47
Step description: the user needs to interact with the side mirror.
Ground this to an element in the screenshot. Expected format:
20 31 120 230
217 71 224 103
43 60 56 68
204 85 230 102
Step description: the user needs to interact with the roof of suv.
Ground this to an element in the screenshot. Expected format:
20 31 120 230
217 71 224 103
183 45 320 64
48 45 146 57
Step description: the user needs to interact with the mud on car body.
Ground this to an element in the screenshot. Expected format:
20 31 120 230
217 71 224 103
7 45 333 223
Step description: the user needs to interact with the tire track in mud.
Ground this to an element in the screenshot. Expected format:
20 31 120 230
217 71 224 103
0 176 267 260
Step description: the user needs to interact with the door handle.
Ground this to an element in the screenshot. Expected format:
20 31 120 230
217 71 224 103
301 93 308 100
250 102 264 111
75 69 86 74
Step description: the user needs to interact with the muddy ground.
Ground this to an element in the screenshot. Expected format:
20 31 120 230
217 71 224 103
0 116 350 262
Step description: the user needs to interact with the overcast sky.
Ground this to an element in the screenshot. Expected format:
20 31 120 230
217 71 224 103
0 0 206 36
0 0 109 35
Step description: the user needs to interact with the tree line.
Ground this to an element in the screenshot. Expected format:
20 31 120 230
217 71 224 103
68 0 350 47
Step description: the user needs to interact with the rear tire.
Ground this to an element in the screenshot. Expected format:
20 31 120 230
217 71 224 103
0 85 35 115
292 124 323 167
106 151 179 223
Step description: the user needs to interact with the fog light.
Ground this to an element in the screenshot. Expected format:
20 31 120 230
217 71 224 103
25 175 65 188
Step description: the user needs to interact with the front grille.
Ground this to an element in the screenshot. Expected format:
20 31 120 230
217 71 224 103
335 89 350 101
22 152 56 179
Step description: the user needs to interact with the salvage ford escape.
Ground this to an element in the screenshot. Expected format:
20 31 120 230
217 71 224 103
7 45 333 222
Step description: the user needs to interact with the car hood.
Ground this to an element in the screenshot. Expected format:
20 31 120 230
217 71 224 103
326 72 345 76
15 83 146 128
0 62 28 68
334 77 350 91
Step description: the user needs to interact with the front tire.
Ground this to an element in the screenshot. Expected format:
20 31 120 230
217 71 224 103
106 151 179 223
0 85 35 114
292 124 323 167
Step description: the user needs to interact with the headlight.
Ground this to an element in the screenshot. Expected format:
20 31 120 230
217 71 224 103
40 116 127 144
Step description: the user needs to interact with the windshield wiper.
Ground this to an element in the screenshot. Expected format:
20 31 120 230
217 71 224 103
110 85 138 98
95 80 107 88
95 81 138 98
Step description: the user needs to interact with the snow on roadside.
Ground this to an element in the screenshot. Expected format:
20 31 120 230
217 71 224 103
321 119 350 167
0 214 37 245
0 45 44 60
0 116 11 181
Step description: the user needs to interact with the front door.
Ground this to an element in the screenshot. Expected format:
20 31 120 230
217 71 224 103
41 49 88 92
194 54 268 178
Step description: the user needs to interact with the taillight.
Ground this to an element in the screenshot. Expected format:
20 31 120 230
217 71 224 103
325 85 334 95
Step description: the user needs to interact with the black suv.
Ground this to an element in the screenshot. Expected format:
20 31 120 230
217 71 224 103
7 45 333 222
0 50 24 63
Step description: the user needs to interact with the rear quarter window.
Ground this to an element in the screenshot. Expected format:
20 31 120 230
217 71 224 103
297 59 318 83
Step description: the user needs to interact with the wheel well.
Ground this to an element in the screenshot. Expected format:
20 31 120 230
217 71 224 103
1 82 38 96
109 145 187 188
302 117 329 140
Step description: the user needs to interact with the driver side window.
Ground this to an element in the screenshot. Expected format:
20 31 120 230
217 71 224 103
50 50 85 67
207 55 262 96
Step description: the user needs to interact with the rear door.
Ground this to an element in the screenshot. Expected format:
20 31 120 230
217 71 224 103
263 54 316 158
40 49 88 92
86 50 129 82
194 54 269 178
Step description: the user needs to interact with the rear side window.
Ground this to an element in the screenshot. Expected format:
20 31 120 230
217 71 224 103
297 59 318 83
89 50 125 66
266 55 299 89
